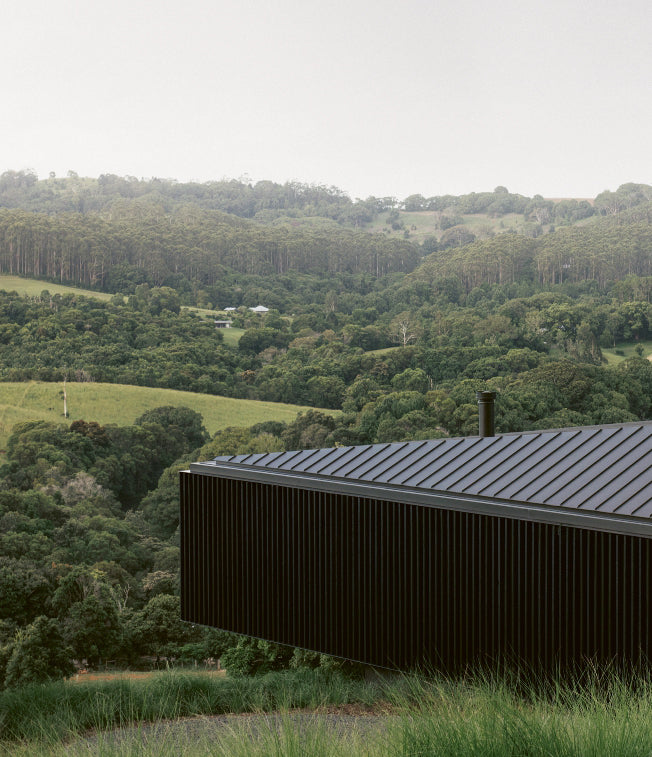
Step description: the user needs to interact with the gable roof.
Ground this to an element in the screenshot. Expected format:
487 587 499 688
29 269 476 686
190 422 652 538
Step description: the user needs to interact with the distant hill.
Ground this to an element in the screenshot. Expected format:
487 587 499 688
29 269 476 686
0 170 650 311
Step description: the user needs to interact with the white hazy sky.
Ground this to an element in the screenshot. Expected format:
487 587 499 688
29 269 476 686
2 0 650 201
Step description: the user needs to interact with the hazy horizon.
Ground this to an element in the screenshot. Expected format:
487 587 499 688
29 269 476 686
0 167 617 204
2 0 650 202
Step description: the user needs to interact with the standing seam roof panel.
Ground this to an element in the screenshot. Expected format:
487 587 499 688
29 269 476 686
397 438 479 487
365 441 444 483
530 427 642 505
339 441 418 481
437 434 534 492
492 431 584 500
462 433 552 497
327 443 397 478
521 428 628 505
576 448 652 512
547 431 649 509
598 472 652 516
207 422 652 521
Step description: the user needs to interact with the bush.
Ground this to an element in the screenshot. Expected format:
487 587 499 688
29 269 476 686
3 616 74 689
221 638 293 677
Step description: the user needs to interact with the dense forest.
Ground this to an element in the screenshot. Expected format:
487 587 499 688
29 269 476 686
1 171 652 685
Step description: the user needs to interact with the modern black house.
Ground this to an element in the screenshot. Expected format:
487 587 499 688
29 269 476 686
180 413 652 673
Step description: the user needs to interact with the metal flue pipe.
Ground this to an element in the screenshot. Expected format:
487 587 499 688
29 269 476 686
477 391 496 437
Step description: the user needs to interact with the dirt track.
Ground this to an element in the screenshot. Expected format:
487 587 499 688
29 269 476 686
77 707 390 751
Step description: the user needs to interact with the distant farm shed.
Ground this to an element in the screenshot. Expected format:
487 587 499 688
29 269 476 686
181 421 652 673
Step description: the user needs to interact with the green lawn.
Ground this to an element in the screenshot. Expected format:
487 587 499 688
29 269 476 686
0 381 334 452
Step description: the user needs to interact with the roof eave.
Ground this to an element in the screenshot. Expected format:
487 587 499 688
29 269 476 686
188 461 652 540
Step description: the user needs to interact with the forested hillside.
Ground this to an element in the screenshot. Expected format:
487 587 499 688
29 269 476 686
1 172 652 685
1 171 651 309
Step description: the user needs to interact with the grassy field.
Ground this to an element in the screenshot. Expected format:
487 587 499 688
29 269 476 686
0 275 114 301
601 340 652 364
359 203 599 244
0 381 334 451
3 669 652 755
365 345 402 356
218 326 245 347
364 210 536 243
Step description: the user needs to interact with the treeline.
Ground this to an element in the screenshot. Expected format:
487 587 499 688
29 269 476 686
0 205 420 290
404 182 652 221
414 217 652 289
3 171 650 224
0 170 357 220
1 197 650 305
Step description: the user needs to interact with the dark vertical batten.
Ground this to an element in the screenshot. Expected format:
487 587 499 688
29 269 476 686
180 471 652 674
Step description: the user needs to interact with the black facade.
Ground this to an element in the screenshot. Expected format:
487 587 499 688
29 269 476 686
181 423 652 672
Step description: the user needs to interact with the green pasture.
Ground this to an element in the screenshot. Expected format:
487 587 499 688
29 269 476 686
218 326 245 346
0 275 113 301
183 305 222 318
601 340 652 365
0 381 334 451
365 345 402 356
364 210 530 243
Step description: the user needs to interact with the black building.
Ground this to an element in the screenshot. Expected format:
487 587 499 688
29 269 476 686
180 421 652 673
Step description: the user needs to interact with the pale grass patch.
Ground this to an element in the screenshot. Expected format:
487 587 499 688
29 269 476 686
0 381 336 451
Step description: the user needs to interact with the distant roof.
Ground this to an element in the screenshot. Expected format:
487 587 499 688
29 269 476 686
190 422 652 538
249 305 269 312
224 307 237 311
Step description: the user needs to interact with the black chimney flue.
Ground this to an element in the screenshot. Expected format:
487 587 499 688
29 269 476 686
477 391 496 437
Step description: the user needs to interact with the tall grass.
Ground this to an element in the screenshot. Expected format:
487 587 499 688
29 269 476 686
5 669 652 756
383 670 652 757
0 669 377 744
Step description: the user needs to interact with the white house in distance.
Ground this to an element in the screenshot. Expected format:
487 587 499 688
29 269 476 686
248 305 269 313
214 320 233 329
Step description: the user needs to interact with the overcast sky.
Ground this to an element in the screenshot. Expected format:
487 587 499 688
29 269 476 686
2 0 650 201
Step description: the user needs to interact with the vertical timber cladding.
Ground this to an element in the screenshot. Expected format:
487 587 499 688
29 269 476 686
180 471 652 672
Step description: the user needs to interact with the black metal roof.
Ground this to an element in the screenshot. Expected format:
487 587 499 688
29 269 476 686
190 422 652 538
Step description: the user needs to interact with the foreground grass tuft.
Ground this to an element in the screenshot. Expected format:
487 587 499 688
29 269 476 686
0 669 376 744
5 669 652 755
